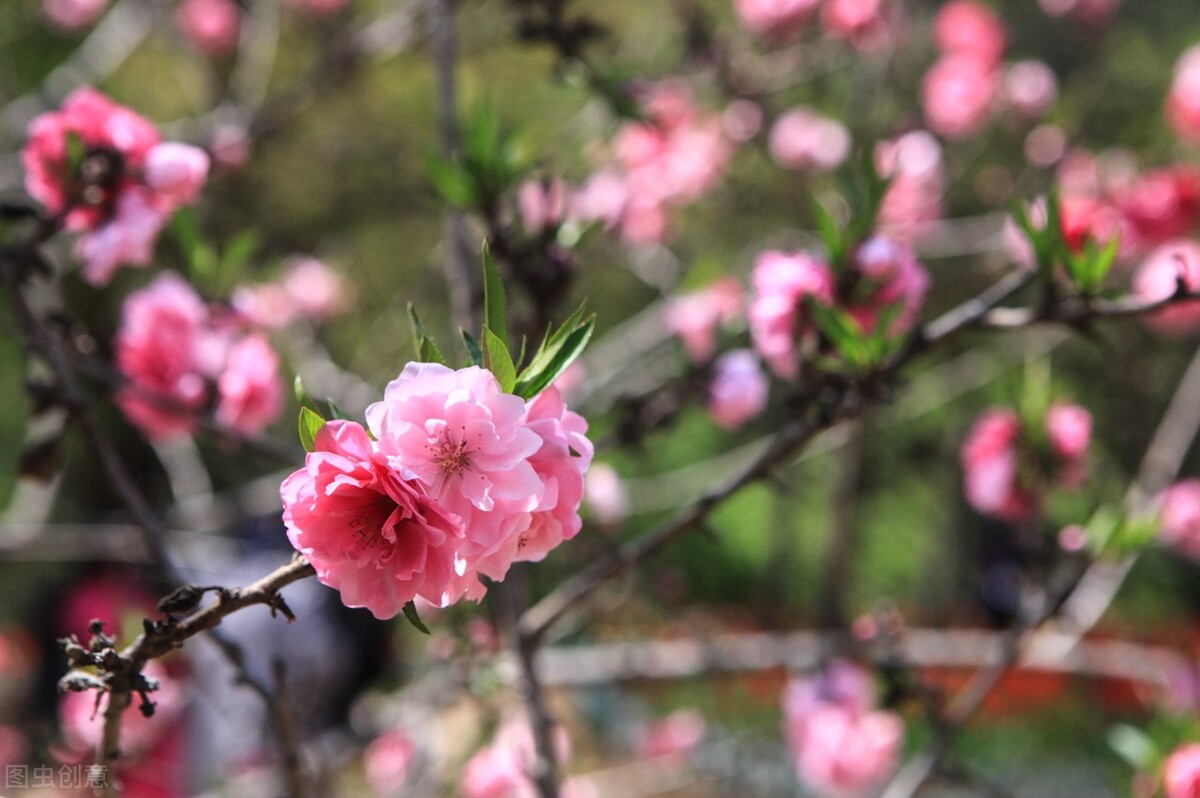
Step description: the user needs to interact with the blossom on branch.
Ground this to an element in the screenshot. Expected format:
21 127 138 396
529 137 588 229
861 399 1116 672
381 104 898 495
22 88 210 285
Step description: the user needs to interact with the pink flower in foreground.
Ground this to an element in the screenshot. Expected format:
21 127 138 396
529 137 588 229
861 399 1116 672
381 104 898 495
734 0 819 39
366 363 545 570
664 277 744 363
933 0 1006 66
1165 743 1200 798
922 54 999 140
1158 479 1200 561
215 334 284 436
768 108 852 173
1132 240 1200 336
282 420 469 617
783 661 902 797
176 0 241 57
116 273 210 440
42 0 108 29
479 387 592 577
1169 46 1200 143
960 409 1032 522
364 729 416 796
709 349 769 429
749 251 835 379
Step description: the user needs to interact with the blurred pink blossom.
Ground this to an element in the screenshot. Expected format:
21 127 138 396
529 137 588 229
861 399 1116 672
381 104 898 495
636 708 706 761
1003 60 1058 119
783 661 902 797
933 0 1006 66
42 0 108 30
461 720 570 798
74 186 171 286
748 251 835 379
821 0 900 52
1024 124 1067 168
176 0 241 57
722 100 765 143
211 123 252 172
584 463 628 524
1046 402 1092 461
1158 479 1200 561
518 178 570 235
143 142 211 206
61 662 184 755
709 349 769 429
1038 0 1119 26
1116 167 1200 252
364 729 415 796
232 284 299 329
1169 46 1200 143
1133 240 1200 335
847 236 930 336
922 54 1000 140
215 334 284 436
1165 743 1200 798
960 409 1034 522
875 131 945 238
733 0 819 39
664 277 744 363
282 256 349 321
768 108 851 172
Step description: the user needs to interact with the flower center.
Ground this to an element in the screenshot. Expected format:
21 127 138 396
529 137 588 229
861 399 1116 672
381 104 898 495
431 429 472 475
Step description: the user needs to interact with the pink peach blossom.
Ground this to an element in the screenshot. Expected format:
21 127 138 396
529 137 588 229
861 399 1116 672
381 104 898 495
281 420 469 617
1169 46 1200 143
768 108 852 173
365 363 546 576
636 709 706 761
708 349 769 429
749 251 835 378
875 131 945 238
933 0 1006 66
479 387 592 578
1165 743 1200 798
176 0 241 57
664 277 744 363
232 283 300 329
584 463 628 524
1003 60 1058 119
73 186 171 286
211 123 252 172
215 334 284 436
143 142 211 207
1024 124 1067 167
821 0 899 52
518 178 569 235
733 0 820 39
1133 241 1200 335
722 100 765 143
282 256 348 321
1046 402 1092 461
1159 480 1200 561
460 720 570 798
116 273 210 440
960 409 1032 522
1116 167 1200 251
42 0 108 29
922 54 1000 140
847 236 930 336
364 729 415 796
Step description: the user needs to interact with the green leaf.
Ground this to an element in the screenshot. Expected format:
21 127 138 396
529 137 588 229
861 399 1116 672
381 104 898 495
408 304 449 365
401 600 431 635
65 132 85 180
327 399 351 421
460 329 484 367
294 376 322 416
298 407 326 453
482 242 509 349
811 199 842 264
426 154 476 208
512 316 594 399
483 327 517 393
221 230 260 272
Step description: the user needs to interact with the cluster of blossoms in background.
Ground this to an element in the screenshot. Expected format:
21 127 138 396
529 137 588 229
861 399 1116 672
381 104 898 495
960 402 1092 523
282 363 592 619
783 659 904 796
23 88 210 286
116 273 284 440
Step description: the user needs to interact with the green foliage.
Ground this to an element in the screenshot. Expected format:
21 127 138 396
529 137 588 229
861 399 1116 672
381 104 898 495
401 600 431 635
511 303 595 399
297 406 326 453
426 102 528 211
408 304 449 366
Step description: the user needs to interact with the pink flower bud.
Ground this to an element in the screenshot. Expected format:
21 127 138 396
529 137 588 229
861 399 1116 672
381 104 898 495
768 108 852 172
144 142 210 208
1046 402 1091 461
922 54 1000 140
1133 240 1200 336
176 0 241 57
709 349 769 429
1159 479 1200 561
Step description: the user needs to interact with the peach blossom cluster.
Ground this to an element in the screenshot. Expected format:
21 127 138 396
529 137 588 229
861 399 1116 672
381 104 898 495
783 660 904 796
282 364 592 619
23 88 210 286
116 273 284 440
232 256 349 329
576 81 731 246
960 403 1092 523
748 237 929 378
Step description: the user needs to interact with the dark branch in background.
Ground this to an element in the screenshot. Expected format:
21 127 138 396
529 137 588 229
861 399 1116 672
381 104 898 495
818 413 867 630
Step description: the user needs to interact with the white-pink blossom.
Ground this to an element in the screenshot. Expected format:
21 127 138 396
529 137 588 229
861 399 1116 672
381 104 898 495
708 349 769 429
664 277 744 363
768 108 852 173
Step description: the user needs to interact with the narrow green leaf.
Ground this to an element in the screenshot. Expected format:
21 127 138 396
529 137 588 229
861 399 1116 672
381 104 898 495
426 154 476 208
811 199 842 261
298 407 326 453
1107 724 1159 771
294 376 324 417
401 600 431 635
408 304 449 365
327 399 351 421
482 242 509 349
483 327 517 393
513 316 595 399
460 329 484 367
221 230 260 272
